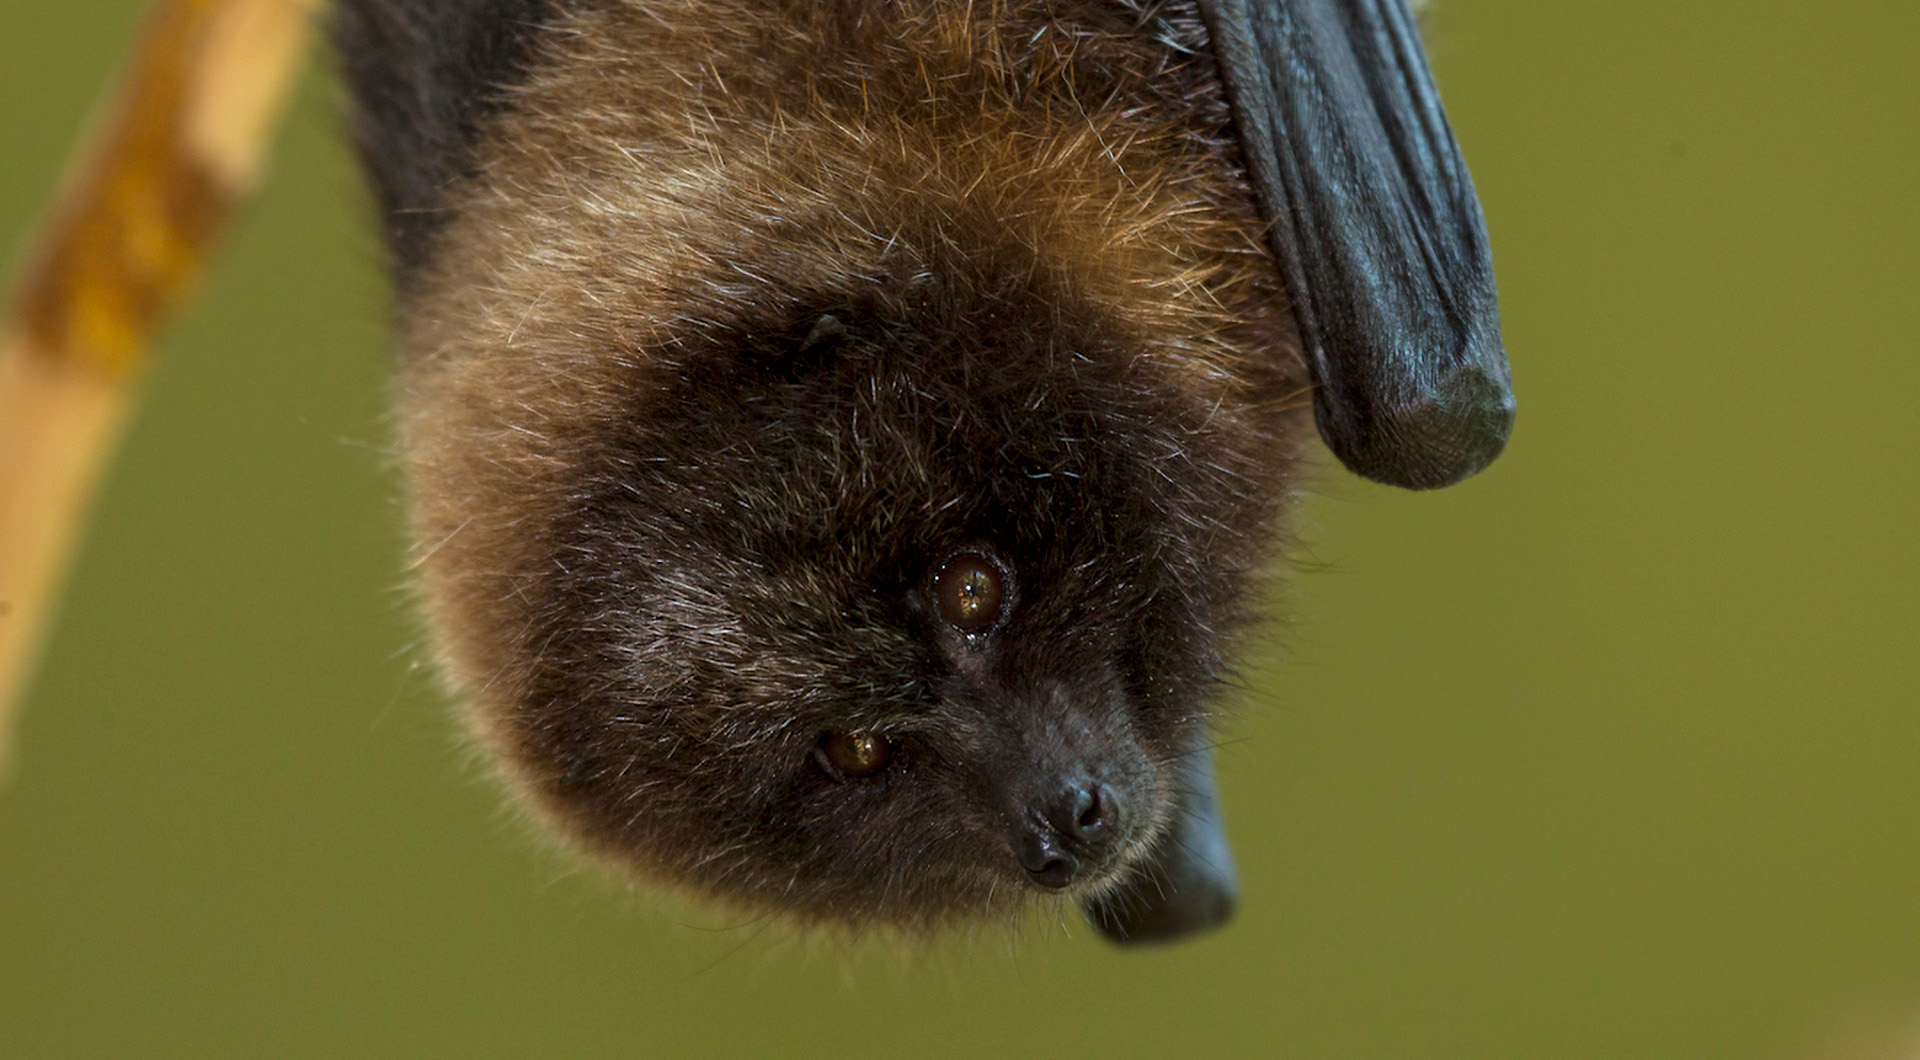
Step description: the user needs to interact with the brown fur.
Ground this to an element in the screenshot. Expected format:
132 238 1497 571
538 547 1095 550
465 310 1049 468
391 0 1310 931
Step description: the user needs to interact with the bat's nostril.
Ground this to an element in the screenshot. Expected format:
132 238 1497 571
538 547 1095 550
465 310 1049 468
1013 780 1124 888
1071 782 1115 838
1017 830 1080 889
1028 856 1078 890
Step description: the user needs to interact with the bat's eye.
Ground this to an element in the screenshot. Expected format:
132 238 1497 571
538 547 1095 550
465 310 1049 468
818 732 892 779
933 552 1005 633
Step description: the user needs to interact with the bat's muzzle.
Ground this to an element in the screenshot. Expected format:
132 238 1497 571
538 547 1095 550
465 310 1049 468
1008 777 1130 890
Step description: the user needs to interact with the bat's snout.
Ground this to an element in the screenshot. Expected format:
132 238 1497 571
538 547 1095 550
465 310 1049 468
1009 777 1131 890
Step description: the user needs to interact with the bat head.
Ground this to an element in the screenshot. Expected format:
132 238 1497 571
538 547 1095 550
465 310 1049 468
399 243 1301 930
378 0 1309 935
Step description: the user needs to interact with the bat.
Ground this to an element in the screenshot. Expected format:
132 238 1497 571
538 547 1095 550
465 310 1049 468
331 0 1511 944
2 0 1510 947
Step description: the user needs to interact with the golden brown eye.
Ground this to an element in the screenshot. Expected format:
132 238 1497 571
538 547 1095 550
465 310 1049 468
820 732 891 778
933 552 1004 633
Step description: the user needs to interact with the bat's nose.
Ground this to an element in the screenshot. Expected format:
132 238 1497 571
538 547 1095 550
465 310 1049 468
1014 780 1120 889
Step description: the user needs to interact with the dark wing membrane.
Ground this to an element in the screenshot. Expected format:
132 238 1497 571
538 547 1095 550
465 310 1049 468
1201 0 1513 489
331 0 561 285
1084 743 1238 945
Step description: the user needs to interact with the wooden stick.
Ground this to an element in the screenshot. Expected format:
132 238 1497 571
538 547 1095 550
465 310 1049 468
0 0 318 778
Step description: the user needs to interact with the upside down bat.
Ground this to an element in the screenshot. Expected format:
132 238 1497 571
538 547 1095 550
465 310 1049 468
327 0 1511 944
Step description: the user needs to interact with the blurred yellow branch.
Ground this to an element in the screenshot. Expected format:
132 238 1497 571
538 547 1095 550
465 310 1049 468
0 0 318 779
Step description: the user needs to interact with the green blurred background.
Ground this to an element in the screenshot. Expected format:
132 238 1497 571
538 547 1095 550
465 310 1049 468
3 1 1915 1056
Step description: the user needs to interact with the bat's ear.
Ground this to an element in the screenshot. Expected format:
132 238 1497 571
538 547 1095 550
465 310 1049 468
1203 0 1515 489
1084 745 1237 945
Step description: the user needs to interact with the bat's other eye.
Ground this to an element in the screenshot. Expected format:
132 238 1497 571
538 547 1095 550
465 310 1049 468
933 552 1005 633
818 732 893 779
